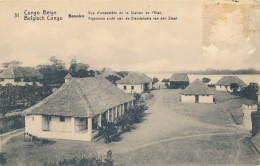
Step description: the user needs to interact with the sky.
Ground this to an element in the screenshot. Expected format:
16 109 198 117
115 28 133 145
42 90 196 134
0 0 259 73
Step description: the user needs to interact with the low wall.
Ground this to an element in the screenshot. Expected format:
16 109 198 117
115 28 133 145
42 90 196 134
251 111 260 137
242 104 257 110
0 128 24 141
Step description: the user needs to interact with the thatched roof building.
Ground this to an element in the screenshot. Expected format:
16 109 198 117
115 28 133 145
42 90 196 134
170 73 189 82
180 79 214 103
181 79 214 95
216 76 247 92
24 77 134 118
0 66 43 79
116 72 152 85
97 68 121 79
116 72 153 93
169 73 189 89
216 76 246 87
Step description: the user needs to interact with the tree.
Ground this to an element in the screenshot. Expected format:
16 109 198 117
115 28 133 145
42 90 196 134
162 78 170 87
37 56 67 86
0 84 16 116
116 71 128 78
152 77 159 85
241 83 259 100
105 75 121 84
230 83 239 93
49 56 65 71
202 77 211 84
2 60 22 68
69 58 93 78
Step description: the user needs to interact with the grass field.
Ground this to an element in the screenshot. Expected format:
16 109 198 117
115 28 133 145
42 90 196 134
2 88 260 165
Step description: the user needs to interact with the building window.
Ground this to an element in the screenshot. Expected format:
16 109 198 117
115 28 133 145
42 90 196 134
23 78 31 82
124 86 127 90
14 78 21 82
60 116 65 122
0 78 4 82
131 86 134 90
220 85 222 88
32 117 34 121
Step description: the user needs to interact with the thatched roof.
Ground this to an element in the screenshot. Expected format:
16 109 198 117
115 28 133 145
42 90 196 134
181 79 214 95
65 73 72 79
23 77 134 117
0 67 43 79
170 73 189 82
116 72 152 84
216 76 247 87
97 68 121 78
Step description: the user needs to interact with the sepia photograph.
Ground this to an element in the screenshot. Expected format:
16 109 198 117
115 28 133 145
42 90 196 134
0 0 260 165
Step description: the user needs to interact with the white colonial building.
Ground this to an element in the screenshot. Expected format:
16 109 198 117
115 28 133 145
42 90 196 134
0 66 43 86
215 76 247 92
23 77 134 142
116 72 153 94
180 79 214 103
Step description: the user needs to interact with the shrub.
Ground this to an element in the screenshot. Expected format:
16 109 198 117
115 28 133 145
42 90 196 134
99 119 118 143
0 152 6 165
116 115 132 132
230 83 239 93
202 77 211 84
40 151 115 166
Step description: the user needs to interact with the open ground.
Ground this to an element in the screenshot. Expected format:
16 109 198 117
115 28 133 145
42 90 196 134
2 88 260 165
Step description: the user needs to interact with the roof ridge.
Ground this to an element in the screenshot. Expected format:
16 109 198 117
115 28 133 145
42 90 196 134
74 79 95 117
10 67 15 78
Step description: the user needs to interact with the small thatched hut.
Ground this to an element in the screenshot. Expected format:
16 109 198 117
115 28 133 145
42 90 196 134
216 76 247 92
180 79 214 103
116 72 152 93
169 73 189 89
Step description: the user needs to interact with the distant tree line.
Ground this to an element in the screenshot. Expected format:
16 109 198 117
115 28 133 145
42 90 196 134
185 68 260 75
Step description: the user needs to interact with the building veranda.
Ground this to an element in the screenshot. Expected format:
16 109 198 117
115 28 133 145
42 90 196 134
23 77 134 141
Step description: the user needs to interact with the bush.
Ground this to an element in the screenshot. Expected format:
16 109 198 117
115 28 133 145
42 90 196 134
0 152 6 165
116 104 148 131
116 115 132 132
202 77 211 84
98 119 118 143
40 151 115 166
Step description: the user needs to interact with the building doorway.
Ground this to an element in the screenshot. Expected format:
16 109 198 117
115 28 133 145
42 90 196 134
195 95 199 103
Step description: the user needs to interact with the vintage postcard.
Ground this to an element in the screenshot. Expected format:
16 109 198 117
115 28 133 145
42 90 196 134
0 0 260 165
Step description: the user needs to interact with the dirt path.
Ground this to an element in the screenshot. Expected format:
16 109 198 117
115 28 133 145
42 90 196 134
0 129 24 151
123 131 247 152
111 89 259 165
